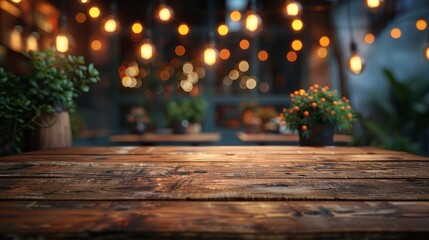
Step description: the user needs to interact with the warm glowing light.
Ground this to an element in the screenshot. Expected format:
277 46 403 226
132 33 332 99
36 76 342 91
416 19 427 31
91 40 101 51
239 39 250 50
347 52 365 75
187 72 199 83
10 26 23 51
238 60 249 72
284 0 302 18
390 28 401 39
26 32 39 51
104 16 118 33
181 80 193 92
217 24 229 36
89 6 100 18
364 0 383 9
246 77 257 89
245 11 262 33
175 45 185 56
196 67 206 78
425 46 429 61
291 39 303 51
183 62 193 73
80 0 90 4
291 19 303 31
131 22 143 34
178 24 189 35
204 46 218 65
219 48 230 60
126 66 139 77
140 41 155 60
11 0 21 3
364 33 375 44
56 33 69 53
229 70 239 80
258 50 268 61
230 10 241 21
157 4 174 22
286 51 298 62
317 47 328 58
75 13 86 23
319 36 330 47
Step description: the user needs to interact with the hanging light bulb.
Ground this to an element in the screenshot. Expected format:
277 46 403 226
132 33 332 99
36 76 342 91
140 39 155 60
203 32 218 66
56 32 69 53
56 11 69 53
347 43 365 75
364 0 384 9
245 11 262 33
425 36 429 61
26 32 39 51
245 0 262 34
156 2 174 23
204 45 218 66
103 16 119 33
283 0 303 18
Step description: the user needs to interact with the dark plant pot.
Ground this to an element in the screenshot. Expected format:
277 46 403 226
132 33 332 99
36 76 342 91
129 122 146 134
173 120 189 134
299 122 334 146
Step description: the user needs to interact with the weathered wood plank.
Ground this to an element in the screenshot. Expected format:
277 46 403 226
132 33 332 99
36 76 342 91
3 153 428 163
236 132 353 143
0 201 428 237
110 133 221 143
16 146 413 156
1 178 428 200
1 161 429 179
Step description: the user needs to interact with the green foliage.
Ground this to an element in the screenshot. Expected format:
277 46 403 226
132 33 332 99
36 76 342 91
166 97 208 125
0 48 100 156
25 48 100 112
356 69 429 155
281 84 354 138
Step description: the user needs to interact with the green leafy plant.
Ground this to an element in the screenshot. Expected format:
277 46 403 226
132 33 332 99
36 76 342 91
0 48 100 155
166 97 208 125
355 69 429 155
281 84 354 138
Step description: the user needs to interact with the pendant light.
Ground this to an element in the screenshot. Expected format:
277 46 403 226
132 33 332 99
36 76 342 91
346 1 364 75
55 0 69 53
245 0 262 34
283 0 303 19
425 35 429 61
140 29 155 60
363 0 384 9
103 0 119 33
155 0 174 23
203 32 218 66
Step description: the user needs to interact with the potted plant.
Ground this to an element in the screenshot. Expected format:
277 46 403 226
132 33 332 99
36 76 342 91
166 97 208 134
280 84 354 146
126 106 151 134
0 48 100 154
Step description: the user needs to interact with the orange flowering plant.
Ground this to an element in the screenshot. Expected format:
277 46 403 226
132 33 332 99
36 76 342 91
280 84 354 138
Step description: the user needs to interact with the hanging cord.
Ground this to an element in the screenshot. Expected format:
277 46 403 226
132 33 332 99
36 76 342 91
60 0 66 28
347 0 357 51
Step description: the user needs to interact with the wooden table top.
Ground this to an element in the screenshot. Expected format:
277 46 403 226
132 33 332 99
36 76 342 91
109 132 221 144
1 146 429 239
237 132 353 144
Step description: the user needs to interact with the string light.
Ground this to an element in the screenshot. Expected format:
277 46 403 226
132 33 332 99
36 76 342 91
219 48 230 60
364 33 375 44
178 24 189 36
131 22 143 34
283 0 303 19
425 36 429 61
291 19 303 31
416 19 427 31
317 47 328 58
230 10 241 21
291 39 302 51
103 16 119 33
319 36 330 47
89 6 101 18
239 39 250 50
26 32 39 51
79 0 90 4
10 0 21 3
156 1 174 23
390 28 401 39
217 24 229 36
91 39 102 51
364 0 384 9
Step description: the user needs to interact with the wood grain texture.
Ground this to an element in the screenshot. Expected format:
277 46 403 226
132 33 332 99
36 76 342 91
1 201 428 236
1 146 429 239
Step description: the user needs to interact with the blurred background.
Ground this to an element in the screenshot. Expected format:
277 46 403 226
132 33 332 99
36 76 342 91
0 0 428 155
